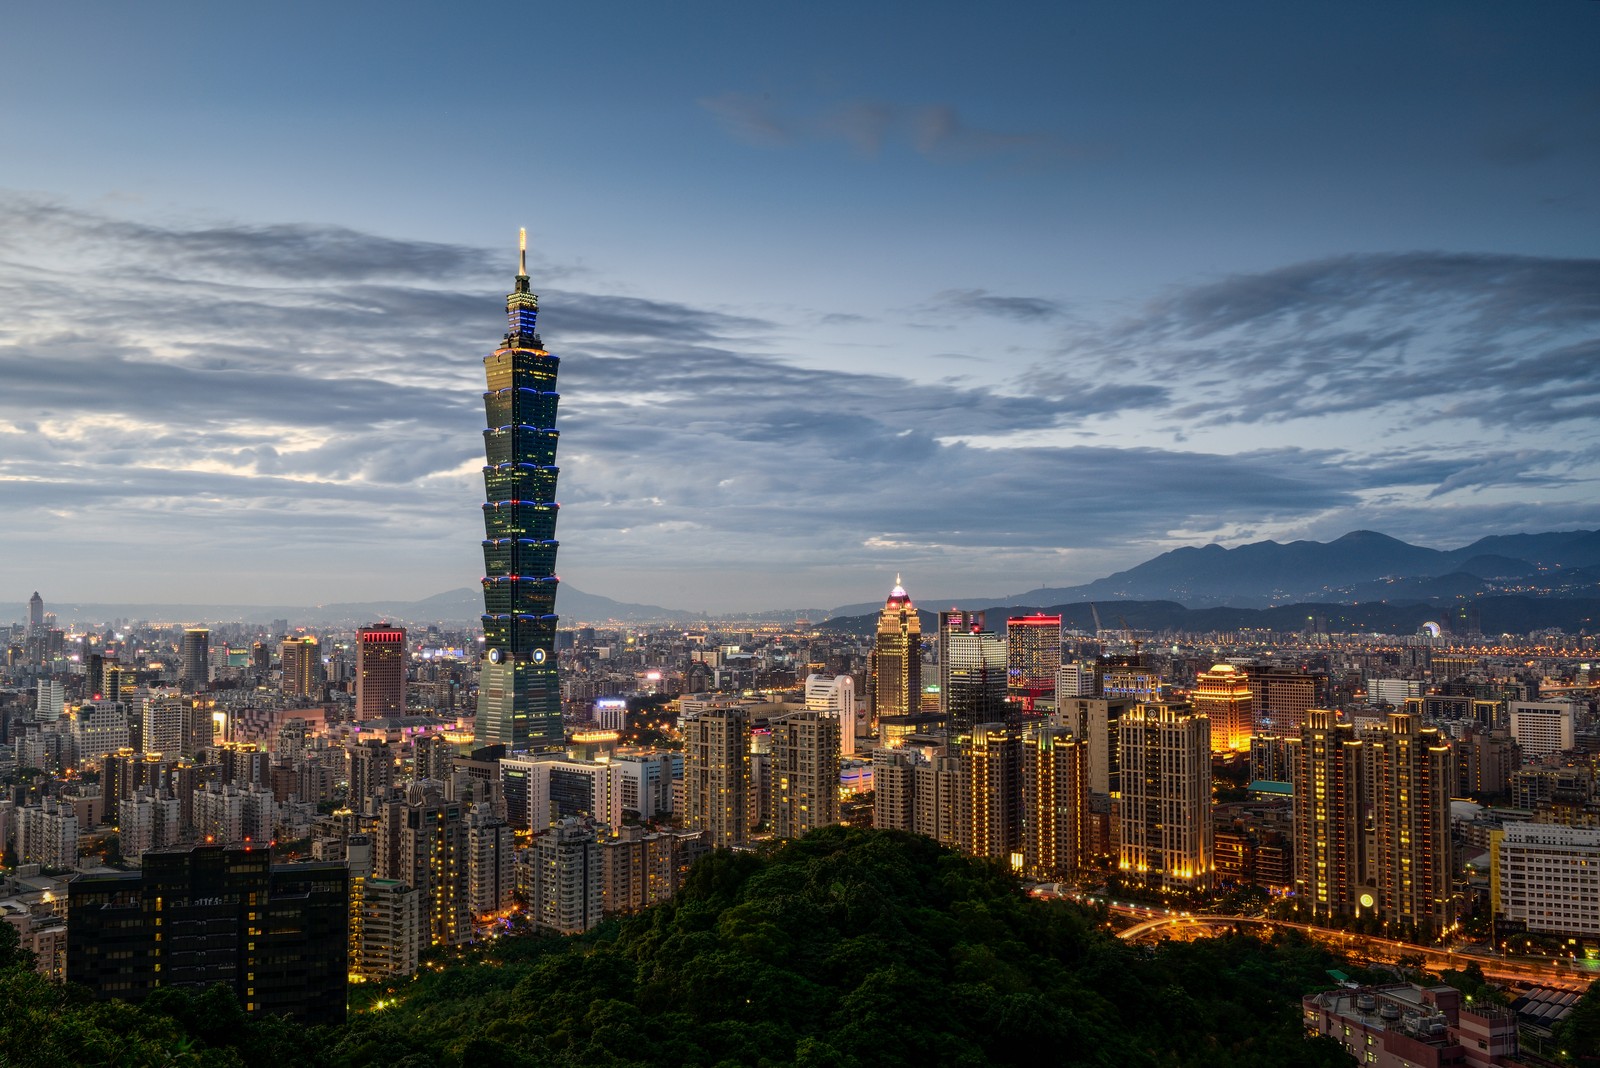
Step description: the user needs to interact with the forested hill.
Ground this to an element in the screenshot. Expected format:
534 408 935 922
1 827 1368 1067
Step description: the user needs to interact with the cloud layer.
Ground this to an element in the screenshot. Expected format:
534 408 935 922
1 198 1595 612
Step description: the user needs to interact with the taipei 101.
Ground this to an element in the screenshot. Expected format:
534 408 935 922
2 6 1599 1066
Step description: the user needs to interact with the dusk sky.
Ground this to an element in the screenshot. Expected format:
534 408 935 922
2 3 1597 615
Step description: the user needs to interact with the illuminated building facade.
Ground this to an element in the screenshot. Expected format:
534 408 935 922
958 723 1021 863
476 232 564 752
355 625 406 720
868 576 922 719
1192 663 1253 753
279 635 321 699
1290 710 1456 938
1005 614 1061 711
682 705 752 850
768 710 840 839
1020 725 1089 879
944 627 1008 735
1117 701 1213 891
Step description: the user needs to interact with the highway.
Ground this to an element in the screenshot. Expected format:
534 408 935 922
1029 886 1598 992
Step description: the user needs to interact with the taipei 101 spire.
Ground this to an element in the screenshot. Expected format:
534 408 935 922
475 229 564 752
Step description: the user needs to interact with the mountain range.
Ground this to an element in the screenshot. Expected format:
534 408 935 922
10 529 1599 628
829 529 1600 615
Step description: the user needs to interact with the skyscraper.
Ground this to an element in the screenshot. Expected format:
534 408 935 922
280 634 322 699
27 591 43 632
477 231 564 753
937 609 983 715
867 576 921 720
944 627 1008 735
179 627 210 690
355 625 406 720
682 705 751 850
1192 663 1253 753
1118 700 1213 891
1006 613 1061 711
768 709 840 839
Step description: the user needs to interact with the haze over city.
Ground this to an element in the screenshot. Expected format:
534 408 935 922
2 3 1597 614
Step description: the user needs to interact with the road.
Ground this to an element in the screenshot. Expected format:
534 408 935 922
1029 886 1598 992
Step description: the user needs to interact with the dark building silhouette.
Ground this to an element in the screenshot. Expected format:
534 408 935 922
67 845 347 1024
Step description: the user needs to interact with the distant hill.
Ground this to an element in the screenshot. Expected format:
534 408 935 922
3 583 700 627
832 529 1600 613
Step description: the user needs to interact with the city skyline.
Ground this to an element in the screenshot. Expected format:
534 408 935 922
2 3 1597 614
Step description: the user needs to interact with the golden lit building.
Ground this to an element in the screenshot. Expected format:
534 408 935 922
279 635 321 699
958 723 1021 863
1117 701 1213 891
868 576 922 719
1192 663 1253 753
768 710 840 839
1021 725 1089 879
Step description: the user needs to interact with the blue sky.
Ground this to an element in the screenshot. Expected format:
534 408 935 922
1 2 1597 614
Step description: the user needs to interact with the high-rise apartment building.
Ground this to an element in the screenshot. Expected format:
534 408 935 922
1192 663 1253 753
465 803 516 919
958 723 1022 863
1290 710 1456 939
529 818 603 934
1118 701 1213 891
1006 614 1061 711
682 705 751 850
868 576 921 719
375 782 469 947
768 710 840 839
280 635 321 698
477 232 564 753
355 625 407 720
1020 725 1090 880
1372 712 1456 939
179 627 210 690
141 695 186 756
944 627 1008 735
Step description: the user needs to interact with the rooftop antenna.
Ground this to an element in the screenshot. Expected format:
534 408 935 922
518 227 528 276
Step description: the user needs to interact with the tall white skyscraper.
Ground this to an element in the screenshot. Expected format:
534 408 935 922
804 674 858 756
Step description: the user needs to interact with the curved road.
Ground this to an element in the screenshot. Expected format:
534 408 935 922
1116 912 1597 991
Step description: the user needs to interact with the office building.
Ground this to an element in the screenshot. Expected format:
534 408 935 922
1243 665 1325 735
1006 614 1061 711
179 628 210 690
27 590 44 632
614 751 679 820
682 705 751 850
1507 700 1577 757
937 609 984 716
477 232 564 752
498 754 624 831
280 635 321 698
67 846 347 1024
1056 696 1131 797
355 625 407 720
868 576 922 719
1492 823 1600 939
1118 701 1213 891
1057 660 1098 700
804 674 858 756
944 627 1008 735
1192 663 1253 753
768 710 841 839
